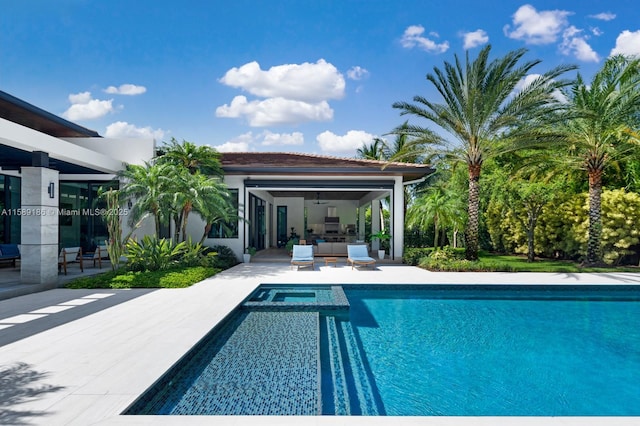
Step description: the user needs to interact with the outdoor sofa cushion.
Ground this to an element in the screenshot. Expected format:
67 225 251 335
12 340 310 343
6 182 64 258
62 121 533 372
347 244 376 269
0 244 20 267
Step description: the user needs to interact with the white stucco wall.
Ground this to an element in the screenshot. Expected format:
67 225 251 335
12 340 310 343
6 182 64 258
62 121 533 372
62 137 155 166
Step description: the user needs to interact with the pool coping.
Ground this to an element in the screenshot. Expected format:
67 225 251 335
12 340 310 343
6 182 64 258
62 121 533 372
1 263 639 425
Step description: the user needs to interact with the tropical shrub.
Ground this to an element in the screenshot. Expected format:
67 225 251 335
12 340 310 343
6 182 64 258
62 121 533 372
202 245 239 269
125 236 188 271
489 189 640 264
65 266 219 289
403 247 435 265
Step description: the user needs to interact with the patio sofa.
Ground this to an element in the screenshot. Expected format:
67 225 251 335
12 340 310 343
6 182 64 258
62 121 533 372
0 243 20 267
315 242 368 257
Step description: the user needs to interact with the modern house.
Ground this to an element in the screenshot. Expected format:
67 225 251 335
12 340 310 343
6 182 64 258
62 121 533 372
0 90 155 284
193 153 433 261
1 90 433 286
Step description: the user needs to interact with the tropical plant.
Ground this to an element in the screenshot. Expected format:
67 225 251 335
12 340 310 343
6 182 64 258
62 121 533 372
370 229 391 251
125 235 188 271
117 162 174 237
552 55 640 264
156 137 223 176
392 45 575 260
504 180 564 262
169 170 231 242
406 182 465 248
98 187 147 270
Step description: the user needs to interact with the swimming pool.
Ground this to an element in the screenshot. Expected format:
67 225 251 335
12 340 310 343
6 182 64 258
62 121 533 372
125 284 640 416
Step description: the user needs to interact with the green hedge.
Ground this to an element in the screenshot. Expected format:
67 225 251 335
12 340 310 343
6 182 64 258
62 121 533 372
65 266 220 289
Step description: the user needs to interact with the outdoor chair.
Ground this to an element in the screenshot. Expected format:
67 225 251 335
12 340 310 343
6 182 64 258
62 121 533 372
58 247 84 275
290 244 315 270
347 244 376 270
82 244 109 268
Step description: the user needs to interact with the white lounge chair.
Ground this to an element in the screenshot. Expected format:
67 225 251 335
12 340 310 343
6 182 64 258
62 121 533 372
291 245 315 270
347 244 376 270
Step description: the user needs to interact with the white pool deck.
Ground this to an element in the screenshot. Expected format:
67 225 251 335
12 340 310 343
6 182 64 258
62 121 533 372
1 262 639 426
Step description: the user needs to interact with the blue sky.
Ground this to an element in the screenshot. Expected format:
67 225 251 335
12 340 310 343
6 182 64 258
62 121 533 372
2 1 638 156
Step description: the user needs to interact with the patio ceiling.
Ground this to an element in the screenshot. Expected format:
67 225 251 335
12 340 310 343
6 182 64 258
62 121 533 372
268 190 370 201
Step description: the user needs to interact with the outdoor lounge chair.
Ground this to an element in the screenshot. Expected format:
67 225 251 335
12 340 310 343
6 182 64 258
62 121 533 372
347 244 376 270
290 244 315 270
82 244 109 268
58 247 83 275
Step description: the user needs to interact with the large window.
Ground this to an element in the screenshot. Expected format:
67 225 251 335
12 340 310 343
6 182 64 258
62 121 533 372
0 174 21 244
59 180 118 251
208 189 239 238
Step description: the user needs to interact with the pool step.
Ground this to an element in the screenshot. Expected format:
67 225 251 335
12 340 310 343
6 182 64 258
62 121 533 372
322 315 381 415
339 320 381 415
323 315 350 414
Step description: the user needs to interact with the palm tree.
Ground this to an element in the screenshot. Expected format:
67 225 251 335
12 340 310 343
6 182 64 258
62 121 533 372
393 45 575 260
117 162 174 237
356 137 387 160
171 170 232 242
157 138 223 176
555 55 640 264
407 183 464 248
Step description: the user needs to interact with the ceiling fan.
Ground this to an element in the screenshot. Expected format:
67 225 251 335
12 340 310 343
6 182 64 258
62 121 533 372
312 192 329 204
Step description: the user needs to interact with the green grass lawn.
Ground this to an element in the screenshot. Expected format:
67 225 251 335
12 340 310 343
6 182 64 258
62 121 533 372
65 266 221 289
480 253 639 273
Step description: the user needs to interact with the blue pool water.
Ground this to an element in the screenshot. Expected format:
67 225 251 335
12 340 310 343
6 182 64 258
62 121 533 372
126 285 640 416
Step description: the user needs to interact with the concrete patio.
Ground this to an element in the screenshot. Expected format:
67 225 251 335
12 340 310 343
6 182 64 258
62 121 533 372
1 262 639 425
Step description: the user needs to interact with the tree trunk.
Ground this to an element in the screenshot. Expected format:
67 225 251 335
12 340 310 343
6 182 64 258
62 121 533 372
465 164 481 260
587 169 603 265
527 214 536 262
200 223 212 245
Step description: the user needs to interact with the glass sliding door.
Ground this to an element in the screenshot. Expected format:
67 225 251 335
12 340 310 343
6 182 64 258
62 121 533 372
277 206 287 248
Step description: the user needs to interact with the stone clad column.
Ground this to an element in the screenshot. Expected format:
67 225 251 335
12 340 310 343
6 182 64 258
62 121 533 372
20 166 59 284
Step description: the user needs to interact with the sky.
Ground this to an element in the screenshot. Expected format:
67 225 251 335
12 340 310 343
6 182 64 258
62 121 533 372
1 0 639 157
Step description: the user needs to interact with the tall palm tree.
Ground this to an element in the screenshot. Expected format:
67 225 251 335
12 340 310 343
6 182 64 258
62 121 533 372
556 55 640 264
356 137 387 160
157 138 223 176
171 170 232 242
117 162 174 237
393 45 575 260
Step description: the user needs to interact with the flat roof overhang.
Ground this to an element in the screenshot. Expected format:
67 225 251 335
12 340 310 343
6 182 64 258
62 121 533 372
1 117 123 174
0 90 100 138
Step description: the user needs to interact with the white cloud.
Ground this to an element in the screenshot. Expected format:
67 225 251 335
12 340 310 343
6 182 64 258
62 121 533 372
462 29 489 49
104 121 165 140
515 74 567 103
219 59 345 103
63 91 114 121
610 30 640 57
212 131 259 152
560 26 599 62
400 25 449 53
347 66 369 80
589 12 616 21
104 84 147 95
504 4 572 45
213 141 251 152
316 130 375 153
215 95 333 127
260 130 304 146
68 91 92 104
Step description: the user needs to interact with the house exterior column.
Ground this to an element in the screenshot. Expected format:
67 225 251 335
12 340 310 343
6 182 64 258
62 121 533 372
358 204 366 241
20 164 59 284
393 177 404 260
371 200 381 251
